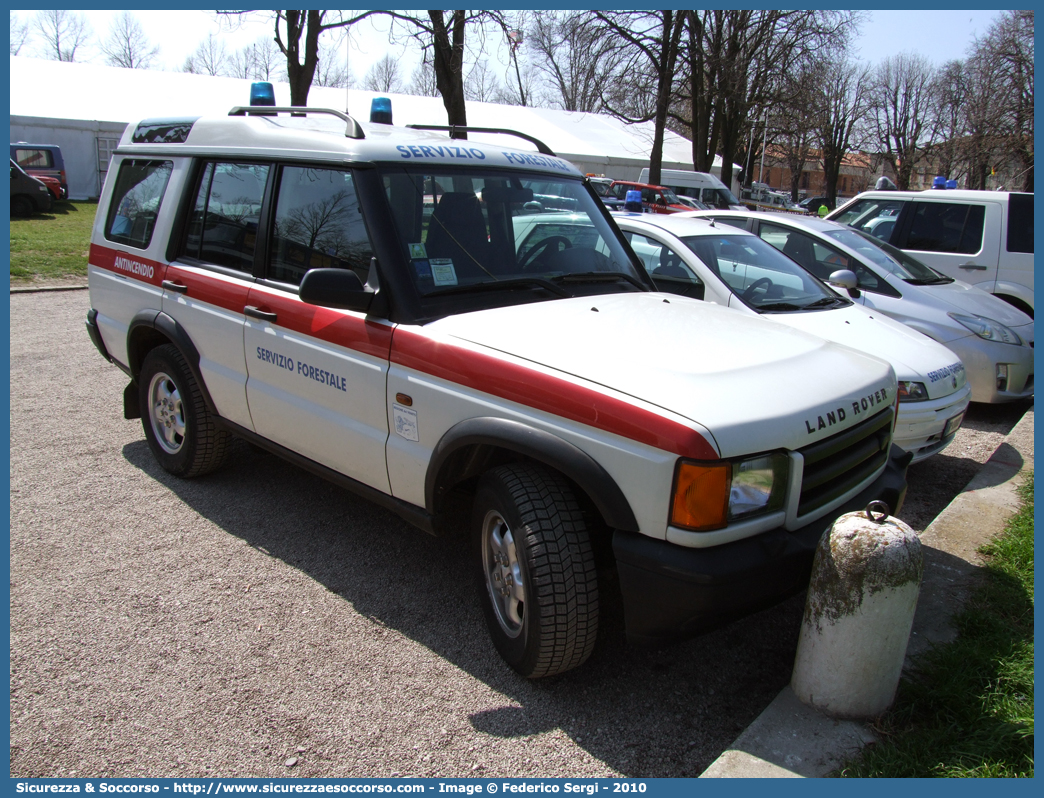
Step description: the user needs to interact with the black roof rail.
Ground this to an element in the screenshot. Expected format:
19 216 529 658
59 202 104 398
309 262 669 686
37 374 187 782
228 106 365 140
406 124 555 156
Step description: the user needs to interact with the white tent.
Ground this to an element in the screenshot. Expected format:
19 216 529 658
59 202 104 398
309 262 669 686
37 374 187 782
11 55 731 200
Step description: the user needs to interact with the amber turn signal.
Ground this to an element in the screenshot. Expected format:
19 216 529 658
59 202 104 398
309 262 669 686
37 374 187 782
670 461 731 531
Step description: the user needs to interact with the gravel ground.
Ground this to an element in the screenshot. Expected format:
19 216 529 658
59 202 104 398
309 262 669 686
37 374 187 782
9 289 1030 779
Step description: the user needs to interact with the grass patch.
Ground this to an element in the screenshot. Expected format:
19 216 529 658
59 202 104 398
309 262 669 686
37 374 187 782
10 200 96 281
838 472 1034 777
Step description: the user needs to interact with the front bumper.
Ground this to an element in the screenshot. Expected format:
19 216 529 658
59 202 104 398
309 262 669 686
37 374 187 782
613 443 911 645
893 383 971 463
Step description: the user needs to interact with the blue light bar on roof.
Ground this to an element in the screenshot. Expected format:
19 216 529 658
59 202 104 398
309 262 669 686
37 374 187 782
250 82 276 107
370 97 393 125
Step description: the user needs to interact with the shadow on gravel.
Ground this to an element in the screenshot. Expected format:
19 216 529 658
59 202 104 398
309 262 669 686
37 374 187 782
122 438 804 777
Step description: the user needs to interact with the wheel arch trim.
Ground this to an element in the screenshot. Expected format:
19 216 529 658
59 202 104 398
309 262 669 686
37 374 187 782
127 310 218 414
425 416 640 532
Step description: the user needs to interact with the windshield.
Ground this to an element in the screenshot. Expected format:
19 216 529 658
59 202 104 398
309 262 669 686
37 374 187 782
831 197 906 237
660 187 683 204
380 166 643 302
704 187 741 208
678 233 846 312
837 228 952 283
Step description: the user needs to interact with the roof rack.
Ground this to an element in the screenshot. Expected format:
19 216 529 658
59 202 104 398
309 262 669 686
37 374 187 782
406 125 555 156
228 106 365 140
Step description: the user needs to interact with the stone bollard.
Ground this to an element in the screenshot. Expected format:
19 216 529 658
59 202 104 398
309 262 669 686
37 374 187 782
791 501 923 719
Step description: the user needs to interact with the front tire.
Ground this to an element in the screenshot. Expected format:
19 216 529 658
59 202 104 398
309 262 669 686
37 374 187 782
139 344 232 477
473 463 599 678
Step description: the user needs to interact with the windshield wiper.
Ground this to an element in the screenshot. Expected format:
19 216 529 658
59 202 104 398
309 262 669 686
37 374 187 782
428 277 569 298
904 276 955 285
756 301 806 311
550 271 648 290
803 295 849 308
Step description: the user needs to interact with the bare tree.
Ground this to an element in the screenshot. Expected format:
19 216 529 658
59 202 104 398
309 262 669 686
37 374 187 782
10 14 30 55
527 11 621 112
406 55 440 98
100 11 159 70
677 10 859 189
870 52 938 190
769 61 821 201
182 33 228 76
219 11 381 105
464 59 502 103
978 10 1034 191
817 56 872 206
930 60 971 185
227 37 287 82
313 40 355 88
593 11 687 185
32 9 91 62
363 53 403 93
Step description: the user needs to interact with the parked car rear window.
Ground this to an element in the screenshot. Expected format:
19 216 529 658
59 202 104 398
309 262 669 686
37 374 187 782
13 148 53 170
104 159 173 250
1006 193 1033 254
905 202 985 255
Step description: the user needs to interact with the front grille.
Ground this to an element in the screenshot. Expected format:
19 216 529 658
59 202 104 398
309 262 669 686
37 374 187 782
797 407 893 518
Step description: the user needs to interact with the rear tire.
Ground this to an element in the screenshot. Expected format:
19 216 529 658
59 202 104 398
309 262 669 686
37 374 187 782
11 195 33 217
473 463 599 678
139 344 232 477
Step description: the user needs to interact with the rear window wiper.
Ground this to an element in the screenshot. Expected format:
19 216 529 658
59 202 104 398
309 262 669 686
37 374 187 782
550 271 647 290
427 277 569 298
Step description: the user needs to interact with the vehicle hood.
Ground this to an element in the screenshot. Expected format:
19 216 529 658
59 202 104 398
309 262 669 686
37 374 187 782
916 279 1033 331
766 302 967 400
426 293 896 458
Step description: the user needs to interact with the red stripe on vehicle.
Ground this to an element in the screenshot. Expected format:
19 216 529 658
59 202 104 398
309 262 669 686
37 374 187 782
166 264 251 313
90 250 712 458
246 286 394 359
89 243 167 286
390 328 717 460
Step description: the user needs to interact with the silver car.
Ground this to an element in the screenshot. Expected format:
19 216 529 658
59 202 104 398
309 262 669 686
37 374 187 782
683 210 1034 403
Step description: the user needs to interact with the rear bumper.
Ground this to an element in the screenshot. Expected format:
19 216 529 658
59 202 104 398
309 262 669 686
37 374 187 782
613 444 911 645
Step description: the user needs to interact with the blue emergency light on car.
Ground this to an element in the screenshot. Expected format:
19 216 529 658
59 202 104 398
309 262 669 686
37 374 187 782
370 97 393 125
932 175 947 189
250 82 276 106
946 179 957 189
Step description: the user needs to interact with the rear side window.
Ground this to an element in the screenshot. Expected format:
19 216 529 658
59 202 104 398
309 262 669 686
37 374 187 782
1007 193 1033 253
104 159 173 250
182 162 270 272
13 148 53 169
905 202 985 254
267 166 373 286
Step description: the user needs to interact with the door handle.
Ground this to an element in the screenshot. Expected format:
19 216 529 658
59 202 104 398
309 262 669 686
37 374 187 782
244 305 278 322
959 263 988 271
161 279 188 294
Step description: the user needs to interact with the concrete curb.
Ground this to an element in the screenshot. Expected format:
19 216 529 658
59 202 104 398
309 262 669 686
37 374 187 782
699 405 1034 778
10 283 89 293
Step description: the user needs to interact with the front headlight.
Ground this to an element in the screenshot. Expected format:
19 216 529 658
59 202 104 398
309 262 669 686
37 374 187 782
897 381 929 402
670 453 788 531
949 313 1022 346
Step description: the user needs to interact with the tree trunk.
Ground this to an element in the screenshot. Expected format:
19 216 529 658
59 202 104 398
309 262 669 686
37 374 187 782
429 11 468 136
283 10 322 107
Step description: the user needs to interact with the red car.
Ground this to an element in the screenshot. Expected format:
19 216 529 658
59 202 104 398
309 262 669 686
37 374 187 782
604 180 690 214
35 174 64 202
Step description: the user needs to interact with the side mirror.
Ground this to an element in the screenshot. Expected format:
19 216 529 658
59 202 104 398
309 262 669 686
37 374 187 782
826 269 860 298
299 268 374 313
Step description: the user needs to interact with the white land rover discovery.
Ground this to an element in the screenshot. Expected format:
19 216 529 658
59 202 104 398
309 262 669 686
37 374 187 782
86 95 909 678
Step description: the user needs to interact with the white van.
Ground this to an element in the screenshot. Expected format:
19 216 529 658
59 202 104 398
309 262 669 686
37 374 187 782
639 167 744 210
829 190 1034 316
